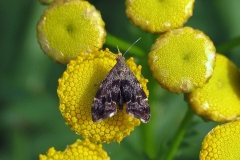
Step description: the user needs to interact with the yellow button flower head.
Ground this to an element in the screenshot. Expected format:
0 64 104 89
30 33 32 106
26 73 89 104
126 0 194 33
185 54 240 122
148 27 216 93
39 139 110 160
200 118 240 160
37 0 106 64
57 49 148 143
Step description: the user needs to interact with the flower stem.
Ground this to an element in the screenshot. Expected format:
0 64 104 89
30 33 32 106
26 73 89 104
105 33 145 57
164 108 194 160
217 36 240 53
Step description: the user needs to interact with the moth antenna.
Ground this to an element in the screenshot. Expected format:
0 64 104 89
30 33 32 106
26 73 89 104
117 46 121 55
123 37 141 56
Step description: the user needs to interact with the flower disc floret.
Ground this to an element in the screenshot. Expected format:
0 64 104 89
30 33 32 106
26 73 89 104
57 49 149 143
186 54 240 122
37 0 106 64
126 0 194 33
148 27 216 93
39 139 110 160
200 118 240 160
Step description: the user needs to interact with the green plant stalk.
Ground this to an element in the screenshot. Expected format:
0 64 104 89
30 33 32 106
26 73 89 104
141 81 158 159
105 33 145 57
164 108 195 160
217 36 240 53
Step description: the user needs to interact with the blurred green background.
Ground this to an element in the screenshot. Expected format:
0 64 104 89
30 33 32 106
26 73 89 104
1 1 240 160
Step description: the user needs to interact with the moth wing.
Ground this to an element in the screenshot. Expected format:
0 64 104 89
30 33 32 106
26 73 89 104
121 72 150 123
92 69 120 122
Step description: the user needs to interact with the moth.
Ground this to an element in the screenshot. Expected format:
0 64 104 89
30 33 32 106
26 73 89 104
91 38 150 123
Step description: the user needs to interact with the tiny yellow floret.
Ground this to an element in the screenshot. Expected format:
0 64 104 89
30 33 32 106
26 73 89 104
39 139 110 160
200 118 240 160
186 54 240 122
126 0 195 33
57 49 148 143
37 0 106 64
148 27 216 93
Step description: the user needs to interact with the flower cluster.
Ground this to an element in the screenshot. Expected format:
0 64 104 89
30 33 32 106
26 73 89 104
200 118 240 159
126 1 240 159
36 0 240 159
37 0 106 64
148 27 216 93
37 0 150 158
57 49 147 143
186 54 240 122
39 139 110 160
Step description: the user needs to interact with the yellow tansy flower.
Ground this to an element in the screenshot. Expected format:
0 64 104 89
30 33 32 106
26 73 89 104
37 0 106 64
148 27 216 93
200 118 240 160
126 0 195 33
186 54 240 122
39 139 110 160
57 49 149 143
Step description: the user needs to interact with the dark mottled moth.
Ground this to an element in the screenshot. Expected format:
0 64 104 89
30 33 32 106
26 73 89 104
92 38 150 123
